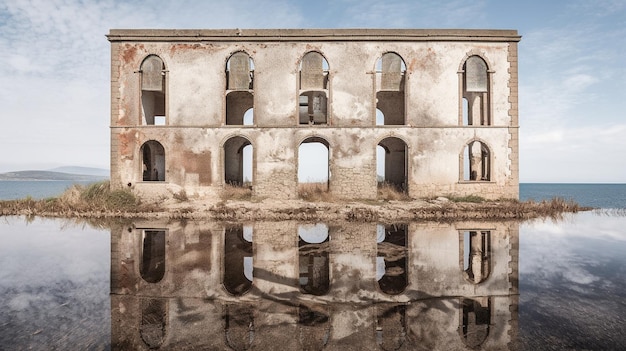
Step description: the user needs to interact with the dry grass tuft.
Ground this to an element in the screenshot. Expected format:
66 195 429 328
298 183 334 202
448 194 485 203
0 181 145 217
220 183 252 201
378 182 411 201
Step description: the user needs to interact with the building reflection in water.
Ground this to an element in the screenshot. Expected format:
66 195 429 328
376 224 408 295
111 220 518 350
224 225 253 295
299 223 330 295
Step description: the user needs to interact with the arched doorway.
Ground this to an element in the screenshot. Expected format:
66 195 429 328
141 140 165 182
377 137 407 192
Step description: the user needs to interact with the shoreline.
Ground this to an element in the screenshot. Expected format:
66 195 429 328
0 196 591 222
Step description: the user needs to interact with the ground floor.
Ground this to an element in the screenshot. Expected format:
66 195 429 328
110 126 518 201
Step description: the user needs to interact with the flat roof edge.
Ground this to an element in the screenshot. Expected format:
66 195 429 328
106 29 521 42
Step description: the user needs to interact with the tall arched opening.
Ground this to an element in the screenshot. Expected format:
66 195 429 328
377 137 407 192
141 140 165 182
298 137 330 197
224 136 253 186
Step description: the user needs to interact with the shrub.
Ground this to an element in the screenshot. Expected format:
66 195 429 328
449 195 485 203
220 183 252 201
298 183 334 202
378 182 410 201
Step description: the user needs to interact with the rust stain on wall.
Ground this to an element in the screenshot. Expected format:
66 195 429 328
118 131 138 160
181 151 212 185
122 44 138 64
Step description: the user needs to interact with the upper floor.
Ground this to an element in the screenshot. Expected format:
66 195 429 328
108 29 520 129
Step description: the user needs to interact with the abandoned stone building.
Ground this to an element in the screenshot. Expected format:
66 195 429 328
107 29 520 200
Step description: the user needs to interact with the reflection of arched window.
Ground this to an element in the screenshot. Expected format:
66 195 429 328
140 298 167 349
224 226 253 295
140 55 166 125
459 297 491 348
299 223 330 295
462 141 491 181
376 304 406 351
298 305 330 349
377 137 407 192
376 53 406 125
461 55 490 126
376 224 408 294
224 136 253 186
299 52 329 125
461 230 491 284
298 137 330 192
141 140 165 182
226 52 254 125
224 304 254 350
140 229 166 283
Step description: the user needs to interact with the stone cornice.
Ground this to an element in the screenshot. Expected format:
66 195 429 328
107 29 521 43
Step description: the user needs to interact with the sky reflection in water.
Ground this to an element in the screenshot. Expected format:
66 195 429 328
519 211 626 349
0 217 110 349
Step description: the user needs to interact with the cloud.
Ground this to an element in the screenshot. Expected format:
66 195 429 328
325 0 486 28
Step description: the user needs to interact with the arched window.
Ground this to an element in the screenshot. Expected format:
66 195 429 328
461 55 490 126
376 224 408 295
298 137 330 197
377 137 408 193
462 141 491 181
299 52 329 125
376 53 406 125
223 136 253 186
223 226 253 295
298 223 330 295
140 55 166 125
461 230 491 284
226 52 254 125
141 140 165 182
140 229 166 283
459 297 491 348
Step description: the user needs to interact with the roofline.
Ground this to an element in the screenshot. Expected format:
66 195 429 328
107 29 521 43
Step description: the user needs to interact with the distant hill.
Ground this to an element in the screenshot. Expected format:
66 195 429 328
48 166 109 177
0 170 109 181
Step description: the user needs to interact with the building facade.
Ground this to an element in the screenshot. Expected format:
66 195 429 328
107 29 521 200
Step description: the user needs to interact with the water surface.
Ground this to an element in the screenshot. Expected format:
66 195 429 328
1 212 625 349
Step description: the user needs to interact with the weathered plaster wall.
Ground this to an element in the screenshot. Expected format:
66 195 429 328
109 29 520 201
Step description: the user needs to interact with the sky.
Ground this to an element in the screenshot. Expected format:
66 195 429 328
0 0 624 183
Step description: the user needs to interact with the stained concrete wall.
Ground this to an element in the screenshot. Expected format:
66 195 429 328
108 29 520 200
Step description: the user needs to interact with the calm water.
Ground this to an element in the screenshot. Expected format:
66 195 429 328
0 180 100 200
0 184 625 350
520 183 626 208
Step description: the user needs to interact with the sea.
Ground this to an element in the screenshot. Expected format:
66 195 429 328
0 180 100 200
